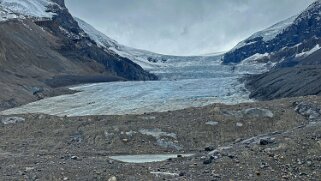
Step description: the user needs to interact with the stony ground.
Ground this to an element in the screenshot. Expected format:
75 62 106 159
1 96 321 180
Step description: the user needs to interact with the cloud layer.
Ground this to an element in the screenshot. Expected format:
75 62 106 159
66 0 315 55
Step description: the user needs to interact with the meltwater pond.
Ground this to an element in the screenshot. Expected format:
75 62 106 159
109 154 194 163
1 56 264 116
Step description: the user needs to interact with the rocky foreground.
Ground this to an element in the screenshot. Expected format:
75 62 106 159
1 96 321 180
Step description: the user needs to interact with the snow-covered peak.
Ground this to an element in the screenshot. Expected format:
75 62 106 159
232 15 297 51
231 0 321 52
0 0 57 21
249 15 297 42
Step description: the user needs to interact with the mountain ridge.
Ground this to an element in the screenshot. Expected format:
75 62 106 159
223 0 321 66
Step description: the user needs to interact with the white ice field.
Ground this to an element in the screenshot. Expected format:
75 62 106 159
0 54 273 117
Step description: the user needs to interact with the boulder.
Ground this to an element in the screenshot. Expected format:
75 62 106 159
294 102 321 121
108 176 117 181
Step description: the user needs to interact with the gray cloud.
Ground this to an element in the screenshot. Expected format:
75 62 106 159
66 0 315 55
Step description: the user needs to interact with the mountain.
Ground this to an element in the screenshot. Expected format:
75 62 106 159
224 0 321 100
0 0 156 110
223 0 321 67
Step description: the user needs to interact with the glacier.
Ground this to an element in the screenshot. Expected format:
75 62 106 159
0 54 264 116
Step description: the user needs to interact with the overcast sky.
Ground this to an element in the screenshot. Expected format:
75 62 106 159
65 0 315 56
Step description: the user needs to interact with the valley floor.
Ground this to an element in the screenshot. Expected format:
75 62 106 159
1 95 321 180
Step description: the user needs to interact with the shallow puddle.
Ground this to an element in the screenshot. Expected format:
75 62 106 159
109 154 194 163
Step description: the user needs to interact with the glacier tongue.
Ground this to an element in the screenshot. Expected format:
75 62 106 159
0 55 258 117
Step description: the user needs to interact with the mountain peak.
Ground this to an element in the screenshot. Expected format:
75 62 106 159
223 0 321 64
231 15 297 52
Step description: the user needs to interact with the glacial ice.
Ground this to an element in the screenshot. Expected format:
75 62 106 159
0 56 259 116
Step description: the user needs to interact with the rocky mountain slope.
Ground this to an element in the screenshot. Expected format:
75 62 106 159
246 66 321 100
0 0 156 110
222 0 321 100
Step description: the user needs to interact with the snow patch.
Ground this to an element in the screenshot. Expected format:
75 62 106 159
241 53 270 63
150 172 179 177
205 121 219 126
0 0 57 21
236 53 275 74
0 7 20 21
139 129 176 139
295 44 321 58
1 116 25 125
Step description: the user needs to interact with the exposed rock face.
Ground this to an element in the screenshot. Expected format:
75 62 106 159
223 0 321 66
